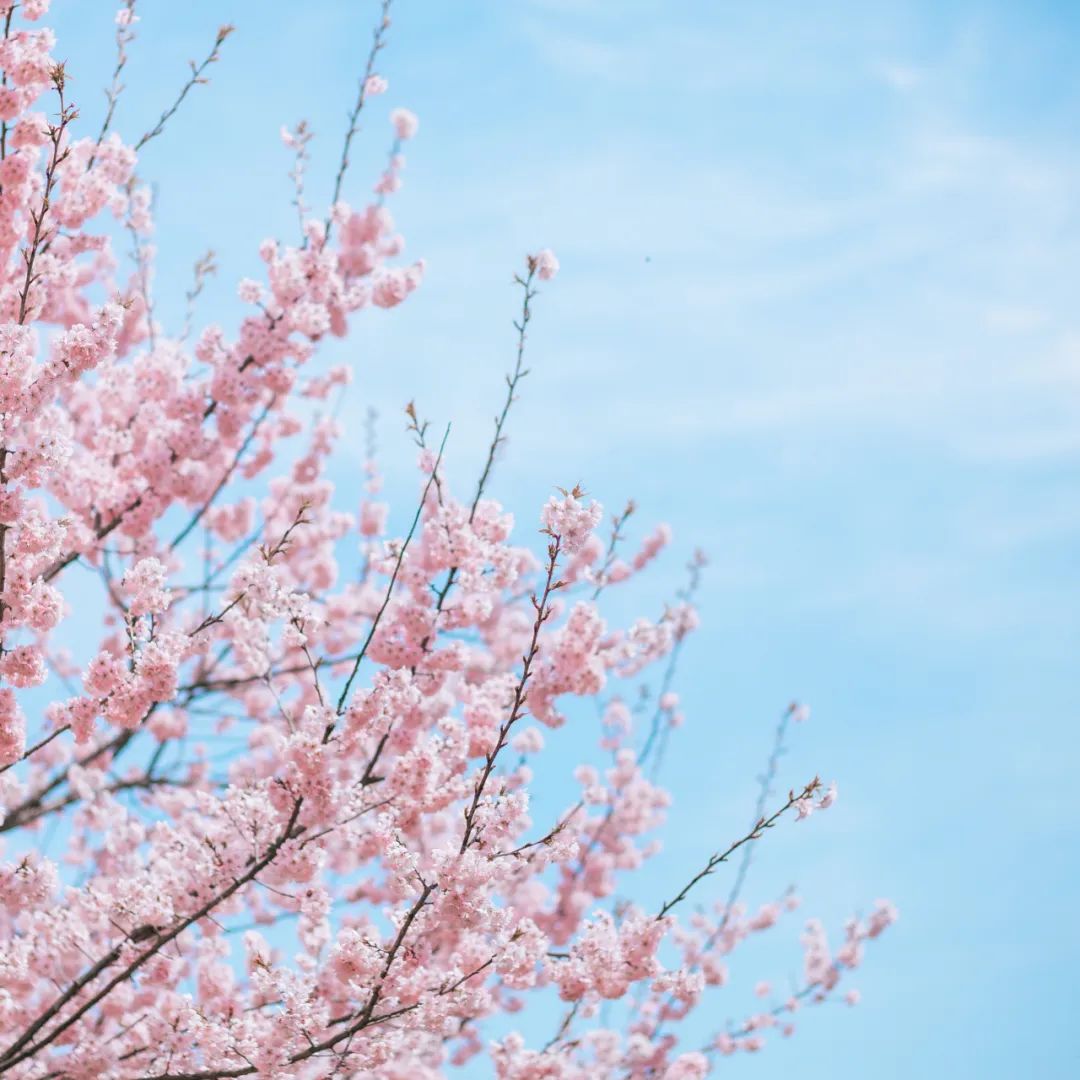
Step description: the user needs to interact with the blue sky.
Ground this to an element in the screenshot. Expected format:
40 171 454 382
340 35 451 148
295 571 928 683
40 1 1080 1076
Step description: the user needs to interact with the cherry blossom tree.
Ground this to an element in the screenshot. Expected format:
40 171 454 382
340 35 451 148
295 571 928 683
0 3 895 1077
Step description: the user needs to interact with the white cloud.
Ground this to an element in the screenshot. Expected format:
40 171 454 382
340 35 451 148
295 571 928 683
984 306 1049 334
873 60 925 93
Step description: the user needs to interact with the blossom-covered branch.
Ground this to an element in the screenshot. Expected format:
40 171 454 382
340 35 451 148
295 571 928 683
0 4 894 1078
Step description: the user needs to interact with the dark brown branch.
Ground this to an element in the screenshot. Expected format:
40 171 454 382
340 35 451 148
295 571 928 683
459 534 563 854
0 800 305 1069
134 24 233 152
656 778 821 921
717 702 800 933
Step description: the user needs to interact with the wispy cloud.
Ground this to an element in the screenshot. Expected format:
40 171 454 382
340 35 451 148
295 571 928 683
872 60 925 93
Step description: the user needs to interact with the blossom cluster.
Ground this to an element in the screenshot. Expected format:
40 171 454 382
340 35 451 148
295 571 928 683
0 5 894 1078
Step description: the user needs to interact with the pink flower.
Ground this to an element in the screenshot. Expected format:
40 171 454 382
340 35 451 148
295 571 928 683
0 646 46 688
715 1033 737 1055
0 689 25 765
390 106 419 139
237 278 263 304
359 500 388 537
122 557 173 616
511 727 544 754
868 899 899 937
663 1052 709 1079
531 247 559 280
541 488 603 554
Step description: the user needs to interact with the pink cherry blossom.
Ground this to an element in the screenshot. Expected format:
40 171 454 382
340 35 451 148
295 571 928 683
0 8 895 1078
541 486 603 553
390 106 419 139
121 557 173 616
531 247 560 281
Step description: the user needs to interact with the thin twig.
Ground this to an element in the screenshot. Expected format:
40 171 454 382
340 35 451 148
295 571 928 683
134 24 233 152
326 0 393 237
88 0 138 170
656 778 821 920
717 703 800 933
332 424 449 720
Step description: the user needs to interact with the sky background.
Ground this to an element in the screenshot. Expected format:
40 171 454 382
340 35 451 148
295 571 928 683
39 1 1080 1076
